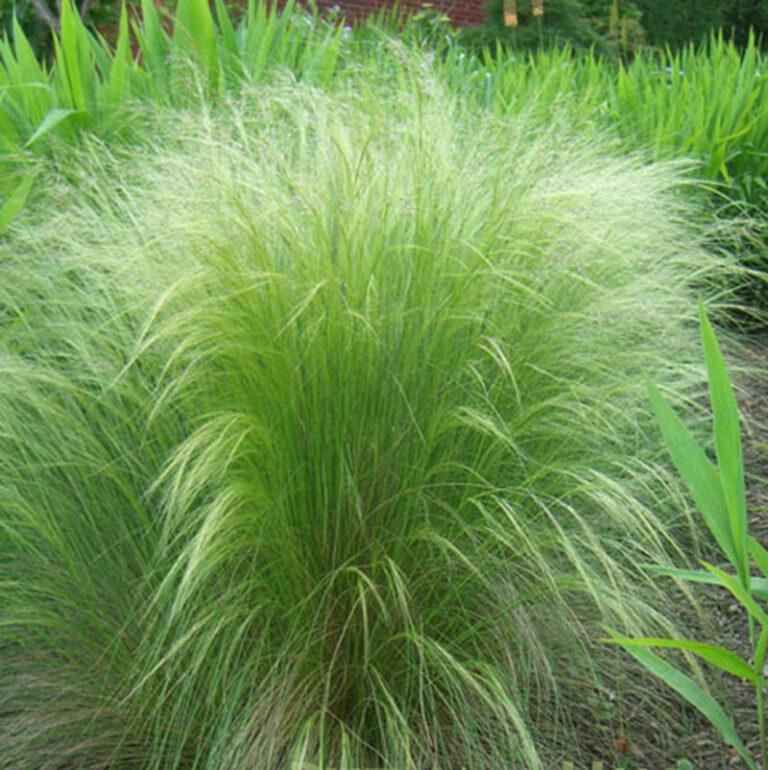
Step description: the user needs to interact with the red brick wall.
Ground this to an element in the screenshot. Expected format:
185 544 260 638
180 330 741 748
119 1 487 35
292 1 487 28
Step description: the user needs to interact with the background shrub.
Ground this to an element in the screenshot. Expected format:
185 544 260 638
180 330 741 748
462 0 607 53
634 0 768 50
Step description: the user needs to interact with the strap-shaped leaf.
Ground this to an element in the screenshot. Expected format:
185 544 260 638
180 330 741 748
648 381 736 565
756 627 768 678
645 564 768 603
643 564 720 583
700 302 749 588
106 3 132 105
174 0 218 78
25 107 78 147
603 627 757 770
135 0 170 95
604 635 764 685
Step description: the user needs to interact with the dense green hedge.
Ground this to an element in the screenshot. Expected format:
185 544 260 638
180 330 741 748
461 0 645 56
635 0 768 49
468 0 767 52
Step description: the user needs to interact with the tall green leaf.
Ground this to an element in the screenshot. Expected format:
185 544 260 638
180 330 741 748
25 107 78 146
647 381 736 565
135 0 170 100
645 565 768 602
174 0 218 87
700 302 749 589
750 537 768 579
57 0 87 111
106 3 132 105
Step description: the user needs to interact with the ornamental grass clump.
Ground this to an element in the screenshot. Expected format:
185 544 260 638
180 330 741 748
0 70 744 768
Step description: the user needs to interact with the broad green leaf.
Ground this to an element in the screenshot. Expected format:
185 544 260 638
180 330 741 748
756 627 768 675
648 381 736 565
25 108 78 147
213 0 238 56
136 0 170 97
243 0 284 79
604 635 763 685
58 0 85 110
174 0 218 80
11 17 47 86
754 580 768 603
86 23 112 79
106 3 131 105
700 302 749 588
604 627 757 770
290 765 394 770
0 169 38 231
0 41 45 134
644 564 728 585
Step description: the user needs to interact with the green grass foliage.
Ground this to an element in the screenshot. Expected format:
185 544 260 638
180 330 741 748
459 36 768 211
0 1 762 766
0 46 746 765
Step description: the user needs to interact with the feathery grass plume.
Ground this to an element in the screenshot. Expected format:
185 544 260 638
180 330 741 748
0 62 745 768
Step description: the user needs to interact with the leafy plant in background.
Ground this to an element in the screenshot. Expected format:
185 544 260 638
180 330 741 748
605 31 768 302
400 2 458 50
582 0 645 58
462 0 606 53
610 32 768 193
0 0 347 165
634 0 768 50
606 303 768 770
0 0 133 58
